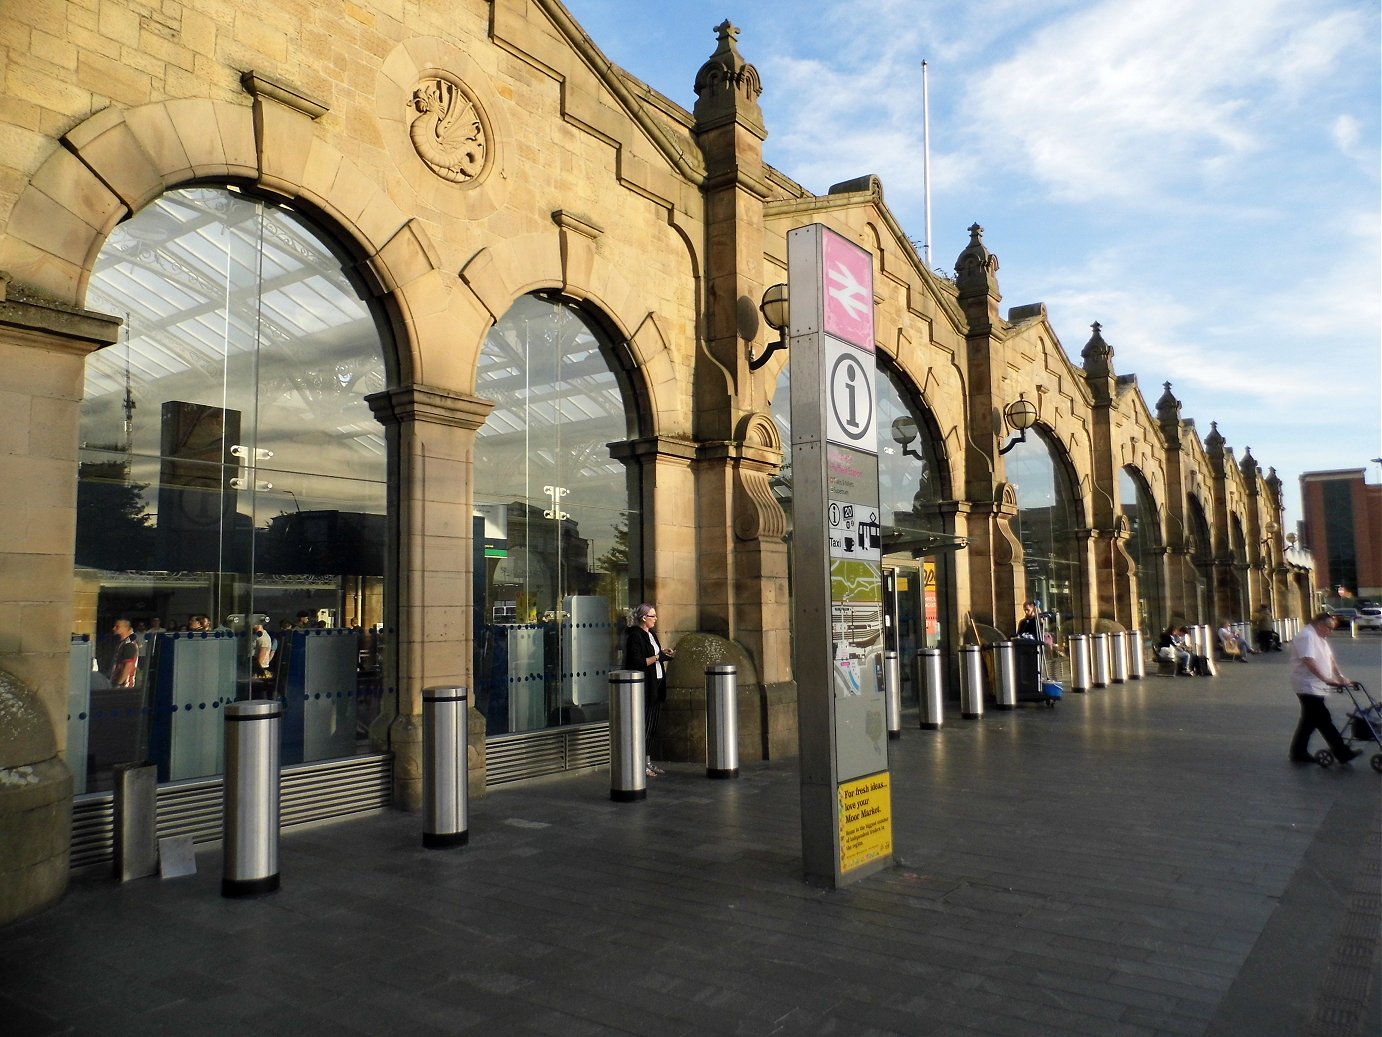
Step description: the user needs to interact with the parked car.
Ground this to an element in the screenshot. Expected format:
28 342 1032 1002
1329 607 1360 626
1354 607 1382 631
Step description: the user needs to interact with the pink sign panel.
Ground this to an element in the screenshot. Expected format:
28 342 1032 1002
821 230 874 350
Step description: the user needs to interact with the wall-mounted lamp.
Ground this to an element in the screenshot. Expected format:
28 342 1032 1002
750 283 789 370
997 394 1039 455
1259 520 1279 547
890 416 924 460
1286 531 1298 547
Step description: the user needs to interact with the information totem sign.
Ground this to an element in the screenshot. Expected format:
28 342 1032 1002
788 224 893 887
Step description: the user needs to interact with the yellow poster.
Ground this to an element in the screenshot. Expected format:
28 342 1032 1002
838 771 892 872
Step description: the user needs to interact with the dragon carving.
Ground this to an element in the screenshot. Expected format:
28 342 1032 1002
408 77 487 183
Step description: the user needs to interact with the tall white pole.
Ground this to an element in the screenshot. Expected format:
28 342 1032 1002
921 60 933 269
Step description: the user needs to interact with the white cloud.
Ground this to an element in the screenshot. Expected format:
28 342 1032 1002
959 0 1368 203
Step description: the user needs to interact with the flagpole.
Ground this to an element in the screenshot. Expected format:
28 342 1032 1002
921 60 933 269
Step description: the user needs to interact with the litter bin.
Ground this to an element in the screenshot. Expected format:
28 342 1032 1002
422 686 469 848
959 644 984 720
1129 629 1145 679
1110 631 1128 684
993 641 1017 710
1091 633 1110 688
608 669 646 801
222 700 281 898
1069 634 1091 693
705 664 739 779
918 648 944 730
883 650 902 738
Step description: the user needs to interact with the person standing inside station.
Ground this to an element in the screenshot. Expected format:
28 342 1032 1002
109 618 139 689
1288 612 1359 764
623 603 674 778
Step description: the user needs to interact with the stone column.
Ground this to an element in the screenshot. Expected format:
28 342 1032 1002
0 281 121 923
367 384 493 810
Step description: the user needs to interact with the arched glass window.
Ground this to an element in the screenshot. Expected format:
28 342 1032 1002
772 358 953 683
1186 495 1213 623
472 293 637 737
1007 429 1081 629
73 186 391 793
1119 467 1163 635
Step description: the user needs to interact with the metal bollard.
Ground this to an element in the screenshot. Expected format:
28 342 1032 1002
222 700 281 898
1129 629 1145 679
883 650 902 738
918 648 944 729
993 641 1017 710
608 670 646 801
422 686 469 848
705 664 739 779
959 644 984 719
1197 624 1216 675
1092 633 1110 688
113 762 158 883
1110 631 1128 684
1069 635 1091 693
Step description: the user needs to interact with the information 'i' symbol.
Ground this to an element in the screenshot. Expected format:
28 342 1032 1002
844 363 858 430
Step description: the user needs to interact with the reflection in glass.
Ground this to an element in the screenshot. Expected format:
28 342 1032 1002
71 187 389 792
1007 430 1081 630
473 294 635 739
1120 468 1163 636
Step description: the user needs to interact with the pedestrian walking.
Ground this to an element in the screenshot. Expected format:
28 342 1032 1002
1288 612 1360 764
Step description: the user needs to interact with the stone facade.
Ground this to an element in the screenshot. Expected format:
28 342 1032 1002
0 0 1307 922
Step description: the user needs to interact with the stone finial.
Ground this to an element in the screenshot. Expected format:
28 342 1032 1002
1240 446 1259 480
693 20 764 127
1156 381 1180 422
1081 320 1114 377
955 223 1000 297
1204 420 1225 458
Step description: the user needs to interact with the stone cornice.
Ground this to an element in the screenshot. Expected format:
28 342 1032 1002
365 385 494 430
239 71 330 120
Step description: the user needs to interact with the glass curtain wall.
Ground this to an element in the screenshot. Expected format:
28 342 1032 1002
1119 467 1164 635
1007 429 1081 630
472 294 637 736
72 187 390 793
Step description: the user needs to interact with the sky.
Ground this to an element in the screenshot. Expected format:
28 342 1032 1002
561 0 1381 530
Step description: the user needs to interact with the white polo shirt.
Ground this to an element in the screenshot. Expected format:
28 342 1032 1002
1289 624 1335 697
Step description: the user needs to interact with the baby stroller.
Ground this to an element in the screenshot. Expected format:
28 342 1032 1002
1315 681 1382 772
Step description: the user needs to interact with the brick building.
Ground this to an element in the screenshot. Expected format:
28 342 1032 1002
1300 469 1382 603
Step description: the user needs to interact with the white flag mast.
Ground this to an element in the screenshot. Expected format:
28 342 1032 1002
921 60 933 269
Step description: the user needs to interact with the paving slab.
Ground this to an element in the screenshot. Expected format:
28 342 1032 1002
2 640 1379 1036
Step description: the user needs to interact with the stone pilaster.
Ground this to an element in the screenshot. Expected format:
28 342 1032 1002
366 383 494 810
0 280 120 924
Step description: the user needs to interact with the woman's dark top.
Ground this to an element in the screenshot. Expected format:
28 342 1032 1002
622 625 666 701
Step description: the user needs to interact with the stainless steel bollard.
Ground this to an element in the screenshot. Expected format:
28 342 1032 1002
959 644 984 719
1110 631 1128 684
883 650 902 738
993 641 1017 711
113 762 158 883
918 648 944 729
1070 635 1091 693
422 686 469 848
1092 633 1110 688
705 664 739 779
608 670 646 801
222 700 281 898
1197 624 1216 675
1129 629 1145 679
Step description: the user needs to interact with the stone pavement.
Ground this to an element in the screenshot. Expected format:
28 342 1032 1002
3 639 1379 1037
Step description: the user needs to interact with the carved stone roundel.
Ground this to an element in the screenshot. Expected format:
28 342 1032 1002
408 74 489 184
